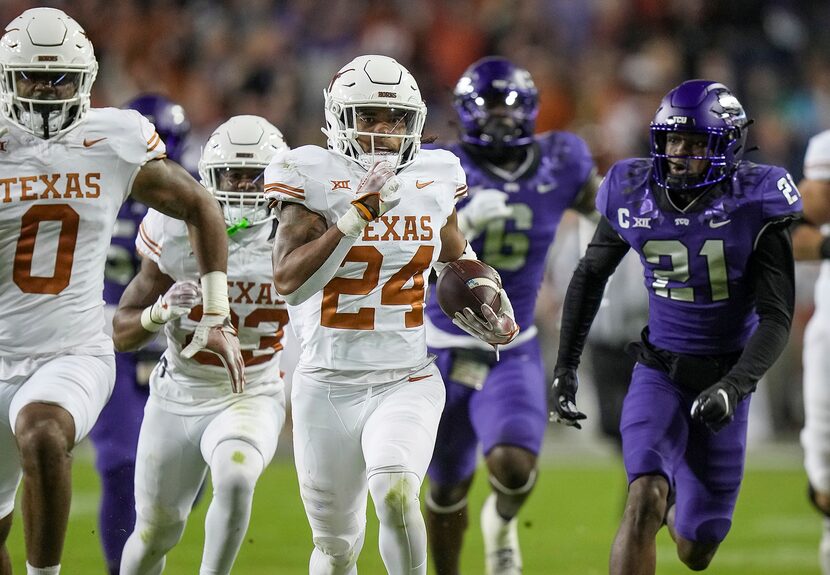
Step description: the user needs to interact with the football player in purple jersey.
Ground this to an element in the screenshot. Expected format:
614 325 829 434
88 94 192 575
423 57 599 575
550 80 801 574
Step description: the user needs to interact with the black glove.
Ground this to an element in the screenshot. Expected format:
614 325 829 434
690 380 740 433
549 367 587 430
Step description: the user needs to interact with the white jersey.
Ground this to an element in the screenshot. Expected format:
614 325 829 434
804 130 830 323
136 211 287 412
0 109 165 358
265 145 466 376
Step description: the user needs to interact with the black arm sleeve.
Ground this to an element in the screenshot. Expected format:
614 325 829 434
555 216 631 369
722 222 795 397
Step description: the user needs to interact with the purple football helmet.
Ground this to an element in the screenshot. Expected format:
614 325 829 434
650 80 748 192
453 56 539 148
123 93 191 164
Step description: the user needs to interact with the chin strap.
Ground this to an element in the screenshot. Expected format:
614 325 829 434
226 218 250 236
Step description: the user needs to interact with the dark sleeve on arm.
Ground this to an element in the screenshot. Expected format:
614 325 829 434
723 222 795 396
555 216 631 369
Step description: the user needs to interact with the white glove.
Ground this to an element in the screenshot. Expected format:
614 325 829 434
452 288 519 349
141 281 201 331
181 314 246 394
457 189 514 238
353 161 401 218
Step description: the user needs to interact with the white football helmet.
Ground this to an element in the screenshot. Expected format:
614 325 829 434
199 115 288 231
0 8 98 139
323 54 426 171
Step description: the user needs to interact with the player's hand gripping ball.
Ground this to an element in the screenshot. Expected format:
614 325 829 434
436 259 518 346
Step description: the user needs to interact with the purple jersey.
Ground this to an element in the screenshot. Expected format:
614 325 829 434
426 131 595 332
598 159 802 355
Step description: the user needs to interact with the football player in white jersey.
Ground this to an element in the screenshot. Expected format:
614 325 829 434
792 130 830 574
113 116 289 575
266 54 518 575
0 8 242 575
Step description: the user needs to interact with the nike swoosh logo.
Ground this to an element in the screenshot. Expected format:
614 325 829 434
415 180 434 189
408 374 432 382
709 219 731 228
83 137 107 147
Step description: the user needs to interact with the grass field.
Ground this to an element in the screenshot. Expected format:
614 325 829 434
4 440 821 574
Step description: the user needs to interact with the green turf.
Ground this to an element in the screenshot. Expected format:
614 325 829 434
4 447 821 574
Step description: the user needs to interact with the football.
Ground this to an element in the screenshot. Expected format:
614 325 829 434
435 259 502 319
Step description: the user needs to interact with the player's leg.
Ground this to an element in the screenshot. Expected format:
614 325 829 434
611 364 688 575
425 348 480 575
199 392 285 575
472 341 546 575
10 354 115 573
120 398 208 575
364 364 445 575
801 317 830 574
670 395 750 570
292 372 370 575
89 353 148 574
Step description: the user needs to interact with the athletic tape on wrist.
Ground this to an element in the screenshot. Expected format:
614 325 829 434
336 205 369 238
140 305 164 332
200 271 230 316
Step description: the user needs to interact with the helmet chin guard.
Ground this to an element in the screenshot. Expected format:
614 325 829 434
323 55 426 171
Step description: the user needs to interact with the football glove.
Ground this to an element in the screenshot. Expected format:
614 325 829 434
690 380 739 433
457 189 514 238
142 280 201 330
352 160 401 220
452 288 519 347
548 366 587 429
181 314 246 394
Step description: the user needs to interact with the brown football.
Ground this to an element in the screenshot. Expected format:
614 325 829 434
435 259 502 319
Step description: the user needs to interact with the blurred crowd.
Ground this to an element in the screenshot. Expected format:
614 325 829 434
3 0 827 437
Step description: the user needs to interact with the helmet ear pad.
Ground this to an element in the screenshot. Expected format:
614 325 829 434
198 115 289 228
0 7 98 139
452 56 539 148
650 80 748 192
323 55 427 171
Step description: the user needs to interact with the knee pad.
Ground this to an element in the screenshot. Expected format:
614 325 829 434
369 471 421 528
132 516 186 551
489 468 537 497
312 535 359 572
209 440 264 497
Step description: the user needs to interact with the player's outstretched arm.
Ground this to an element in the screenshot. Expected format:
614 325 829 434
130 158 244 392
791 178 830 260
113 256 179 351
550 216 629 427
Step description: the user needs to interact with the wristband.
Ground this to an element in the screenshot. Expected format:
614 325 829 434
200 271 230 316
820 235 830 259
140 305 164 332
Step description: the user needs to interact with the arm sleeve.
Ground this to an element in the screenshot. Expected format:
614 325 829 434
555 216 631 369
722 222 795 396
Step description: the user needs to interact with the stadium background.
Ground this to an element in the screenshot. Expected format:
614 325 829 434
1 0 827 573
